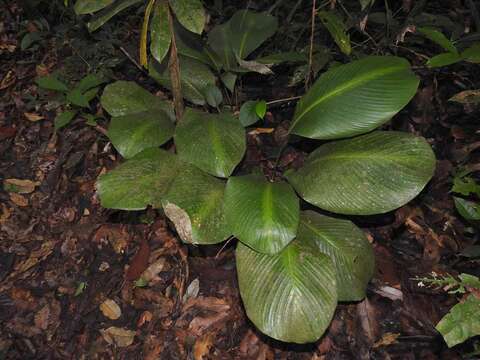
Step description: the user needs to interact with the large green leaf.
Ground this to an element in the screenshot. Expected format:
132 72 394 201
228 10 278 60
162 166 231 245
169 0 205 35
149 56 216 105
318 11 351 56
454 197 480 221
225 175 299 254
436 294 480 347
236 240 337 343
286 131 436 215
87 0 142 32
107 110 175 159
101 81 174 119
74 0 114 15
96 148 181 210
290 56 419 140
206 22 236 70
175 109 246 177
297 211 374 301
150 1 171 64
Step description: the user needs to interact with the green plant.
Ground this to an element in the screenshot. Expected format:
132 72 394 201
96 54 436 343
451 171 480 223
415 27 480 68
36 73 107 130
415 272 480 348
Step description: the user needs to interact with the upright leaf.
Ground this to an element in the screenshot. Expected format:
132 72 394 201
297 211 374 301
162 166 231 245
318 11 351 56
236 240 337 343
169 0 206 34
228 10 278 60
286 131 436 215
88 0 143 32
140 0 156 68
74 0 114 15
150 1 172 64
225 175 299 254
207 23 236 70
290 56 419 140
175 109 245 177
96 148 181 210
149 56 216 105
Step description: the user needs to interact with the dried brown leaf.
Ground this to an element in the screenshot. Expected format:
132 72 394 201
9 193 28 207
100 327 136 347
100 299 122 320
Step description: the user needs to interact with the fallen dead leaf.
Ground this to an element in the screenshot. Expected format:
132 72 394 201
93 224 130 254
373 332 400 348
4 178 40 194
140 258 166 283
100 299 122 320
0 70 15 90
193 333 214 360
24 112 44 122
100 327 136 347
0 204 11 223
449 89 480 104
34 305 51 330
126 240 150 281
9 193 28 207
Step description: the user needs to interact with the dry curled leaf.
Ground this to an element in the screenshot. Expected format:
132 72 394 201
193 333 214 360
24 112 44 122
9 193 28 207
100 327 136 347
100 299 122 320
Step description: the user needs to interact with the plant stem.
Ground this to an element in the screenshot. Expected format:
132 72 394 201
167 3 184 121
305 0 317 90
266 96 302 106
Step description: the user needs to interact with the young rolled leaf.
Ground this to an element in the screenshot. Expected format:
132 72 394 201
149 56 217 105
169 0 206 35
318 11 351 56
96 148 181 210
225 175 299 254
417 27 458 54
107 110 175 159
290 56 419 140
286 131 436 215
297 211 374 301
236 240 337 343
162 166 231 245
87 0 142 32
150 1 172 65
228 10 278 60
101 81 174 119
74 0 114 15
175 109 245 177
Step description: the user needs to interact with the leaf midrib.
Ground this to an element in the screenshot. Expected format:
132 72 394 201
291 64 406 129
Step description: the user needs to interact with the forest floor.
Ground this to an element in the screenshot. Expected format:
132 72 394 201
1 1 480 359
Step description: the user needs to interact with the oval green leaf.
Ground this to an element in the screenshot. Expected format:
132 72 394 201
107 110 175 159
101 80 174 119
162 166 231 245
236 240 337 343
286 131 436 215
454 197 480 221
169 0 206 34
417 27 458 54
427 52 464 68
228 10 278 59
96 148 181 210
290 56 419 140
175 109 246 178
150 1 172 64
225 175 299 254
297 211 374 301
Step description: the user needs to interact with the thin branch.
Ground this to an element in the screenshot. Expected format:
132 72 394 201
119 46 144 72
305 0 317 90
266 96 302 106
